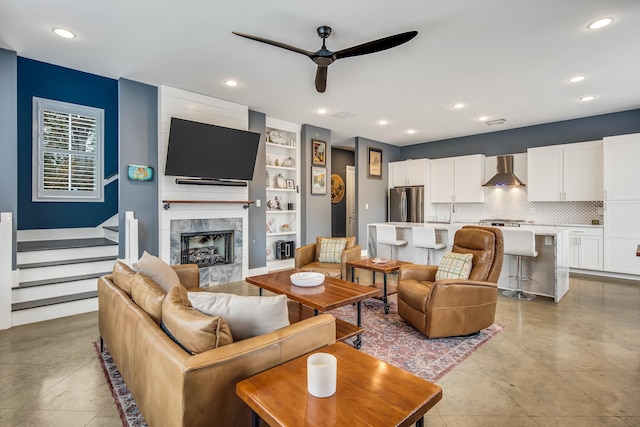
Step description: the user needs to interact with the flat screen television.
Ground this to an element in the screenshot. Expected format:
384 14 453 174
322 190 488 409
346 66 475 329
165 117 261 181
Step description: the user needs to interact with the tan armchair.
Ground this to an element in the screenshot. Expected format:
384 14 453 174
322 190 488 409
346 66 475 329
295 236 361 280
397 226 504 338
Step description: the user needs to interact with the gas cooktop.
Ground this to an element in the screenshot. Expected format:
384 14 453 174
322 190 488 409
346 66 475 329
479 219 527 227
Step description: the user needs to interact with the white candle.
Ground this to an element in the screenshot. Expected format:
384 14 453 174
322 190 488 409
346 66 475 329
307 353 337 398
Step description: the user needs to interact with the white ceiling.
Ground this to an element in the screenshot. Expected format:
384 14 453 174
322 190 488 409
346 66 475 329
1 0 639 148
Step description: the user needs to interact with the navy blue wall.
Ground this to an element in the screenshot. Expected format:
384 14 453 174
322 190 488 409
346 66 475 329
401 109 640 159
17 57 118 229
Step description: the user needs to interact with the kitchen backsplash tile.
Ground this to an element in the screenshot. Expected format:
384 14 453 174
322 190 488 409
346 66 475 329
432 153 603 225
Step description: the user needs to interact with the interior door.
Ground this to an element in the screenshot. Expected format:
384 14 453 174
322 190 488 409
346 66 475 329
346 165 356 237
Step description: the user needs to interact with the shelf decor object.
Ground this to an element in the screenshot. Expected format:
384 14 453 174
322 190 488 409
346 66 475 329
368 147 383 179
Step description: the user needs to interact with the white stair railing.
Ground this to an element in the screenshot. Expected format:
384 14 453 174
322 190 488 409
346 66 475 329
124 211 139 266
1 212 14 330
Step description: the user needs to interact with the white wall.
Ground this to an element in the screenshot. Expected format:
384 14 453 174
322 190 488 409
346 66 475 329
158 86 250 280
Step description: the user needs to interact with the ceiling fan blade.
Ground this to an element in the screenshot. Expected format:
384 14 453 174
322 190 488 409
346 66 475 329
232 31 313 57
335 31 418 60
315 66 328 93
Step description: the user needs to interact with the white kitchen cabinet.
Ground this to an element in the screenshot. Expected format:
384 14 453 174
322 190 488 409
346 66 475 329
430 154 484 203
389 158 428 188
604 133 640 200
604 201 640 275
527 140 603 201
603 133 640 275
566 226 603 271
265 118 301 271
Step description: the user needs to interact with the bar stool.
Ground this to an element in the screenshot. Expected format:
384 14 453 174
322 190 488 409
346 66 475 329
412 226 446 265
501 228 538 301
376 224 407 260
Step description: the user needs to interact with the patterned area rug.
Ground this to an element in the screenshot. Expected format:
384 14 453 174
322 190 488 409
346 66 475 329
94 294 503 427
329 294 504 383
93 342 146 427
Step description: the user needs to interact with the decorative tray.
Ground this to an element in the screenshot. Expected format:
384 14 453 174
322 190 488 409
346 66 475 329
290 272 325 287
372 258 390 264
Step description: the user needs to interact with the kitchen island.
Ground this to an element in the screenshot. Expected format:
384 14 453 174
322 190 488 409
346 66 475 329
367 223 570 302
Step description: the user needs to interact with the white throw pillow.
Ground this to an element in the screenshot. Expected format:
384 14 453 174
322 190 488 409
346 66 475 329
187 292 290 341
132 251 181 292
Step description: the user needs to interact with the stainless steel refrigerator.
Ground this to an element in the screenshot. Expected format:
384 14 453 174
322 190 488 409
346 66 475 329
388 185 425 222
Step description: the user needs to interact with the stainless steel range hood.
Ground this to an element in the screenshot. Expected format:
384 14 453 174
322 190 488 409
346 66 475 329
483 155 525 186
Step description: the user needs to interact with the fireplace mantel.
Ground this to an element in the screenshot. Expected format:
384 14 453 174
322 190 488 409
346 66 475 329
162 200 255 210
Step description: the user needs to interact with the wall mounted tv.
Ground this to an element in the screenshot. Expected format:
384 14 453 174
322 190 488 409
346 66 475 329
165 117 261 183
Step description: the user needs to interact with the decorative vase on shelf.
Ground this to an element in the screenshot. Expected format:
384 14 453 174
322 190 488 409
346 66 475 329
275 173 287 189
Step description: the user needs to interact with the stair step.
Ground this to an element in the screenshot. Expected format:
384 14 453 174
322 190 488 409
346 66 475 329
12 277 98 303
18 255 117 269
17 237 118 252
103 225 119 232
17 245 118 265
11 291 98 311
11 297 98 326
19 272 110 288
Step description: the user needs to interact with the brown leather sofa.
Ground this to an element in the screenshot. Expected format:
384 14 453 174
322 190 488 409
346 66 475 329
294 236 361 280
98 262 336 427
397 226 504 338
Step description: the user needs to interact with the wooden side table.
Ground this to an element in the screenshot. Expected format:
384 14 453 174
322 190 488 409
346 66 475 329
346 258 412 314
236 342 442 427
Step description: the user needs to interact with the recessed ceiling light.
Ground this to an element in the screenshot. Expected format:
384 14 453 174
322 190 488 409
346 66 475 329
569 75 586 83
406 129 416 134
316 108 327 115
453 103 465 109
587 17 613 30
477 116 488 122
52 28 75 39
378 120 388 125
224 80 238 87
580 95 596 102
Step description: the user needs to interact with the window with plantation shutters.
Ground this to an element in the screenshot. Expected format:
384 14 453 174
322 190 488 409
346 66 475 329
32 98 104 202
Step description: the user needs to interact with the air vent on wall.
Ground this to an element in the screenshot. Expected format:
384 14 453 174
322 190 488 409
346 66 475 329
331 111 358 119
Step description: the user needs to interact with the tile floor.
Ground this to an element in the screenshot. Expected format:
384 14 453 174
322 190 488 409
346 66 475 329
0 274 638 426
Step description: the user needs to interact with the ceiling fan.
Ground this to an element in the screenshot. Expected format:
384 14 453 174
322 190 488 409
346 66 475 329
232 26 418 93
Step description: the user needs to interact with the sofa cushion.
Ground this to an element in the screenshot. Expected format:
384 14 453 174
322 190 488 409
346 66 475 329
435 251 473 281
188 292 290 341
300 261 342 278
132 251 180 292
162 285 233 354
112 260 136 296
131 273 167 324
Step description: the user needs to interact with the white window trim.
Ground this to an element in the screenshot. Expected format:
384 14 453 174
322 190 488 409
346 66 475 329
32 97 104 202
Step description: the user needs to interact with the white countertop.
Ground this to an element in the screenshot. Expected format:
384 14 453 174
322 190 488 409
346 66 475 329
368 222 571 235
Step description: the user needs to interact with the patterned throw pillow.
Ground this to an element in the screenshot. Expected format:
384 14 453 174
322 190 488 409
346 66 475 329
318 238 347 263
435 251 473 281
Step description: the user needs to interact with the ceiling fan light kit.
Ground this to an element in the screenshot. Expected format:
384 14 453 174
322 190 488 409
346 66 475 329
233 26 418 93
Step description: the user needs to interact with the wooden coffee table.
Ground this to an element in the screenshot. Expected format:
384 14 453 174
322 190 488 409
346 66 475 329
246 270 381 349
346 258 412 314
236 342 442 427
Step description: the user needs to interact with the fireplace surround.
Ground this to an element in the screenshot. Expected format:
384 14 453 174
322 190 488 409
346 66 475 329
170 218 243 286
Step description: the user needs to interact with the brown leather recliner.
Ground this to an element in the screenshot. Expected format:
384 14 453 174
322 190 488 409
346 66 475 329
397 226 504 338
295 236 361 280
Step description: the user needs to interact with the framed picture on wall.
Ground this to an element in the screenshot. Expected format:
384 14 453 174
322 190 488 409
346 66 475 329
312 139 326 166
368 147 382 179
311 167 327 194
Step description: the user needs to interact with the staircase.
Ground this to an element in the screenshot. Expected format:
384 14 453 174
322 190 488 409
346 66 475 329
11 228 119 326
